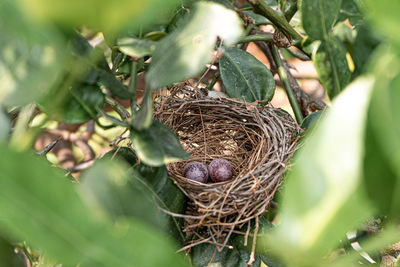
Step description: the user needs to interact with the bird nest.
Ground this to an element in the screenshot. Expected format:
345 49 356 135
154 84 301 252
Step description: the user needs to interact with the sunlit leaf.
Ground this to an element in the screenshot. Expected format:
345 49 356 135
0 144 188 267
146 1 243 89
219 47 275 102
16 0 181 34
117 37 157 58
263 77 374 265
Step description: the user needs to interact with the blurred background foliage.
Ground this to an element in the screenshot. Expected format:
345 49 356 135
0 0 400 266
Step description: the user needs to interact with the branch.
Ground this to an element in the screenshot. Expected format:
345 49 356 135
269 44 304 124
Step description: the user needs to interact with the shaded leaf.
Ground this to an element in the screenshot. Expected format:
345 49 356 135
300 110 324 130
264 77 374 265
313 36 351 99
117 37 157 58
102 146 137 165
131 89 153 130
301 0 342 40
131 120 189 166
0 144 188 267
40 85 104 123
192 242 261 267
146 1 243 89
0 235 25 267
219 47 275 102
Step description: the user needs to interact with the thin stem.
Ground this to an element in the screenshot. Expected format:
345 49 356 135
269 44 303 124
105 96 130 120
236 33 274 44
286 47 310 61
207 72 220 91
129 60 138 114
248 0 302 43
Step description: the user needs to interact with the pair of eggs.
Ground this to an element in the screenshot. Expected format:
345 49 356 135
183 159 233 183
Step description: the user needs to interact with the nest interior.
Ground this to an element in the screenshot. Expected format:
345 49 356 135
154 86 300 250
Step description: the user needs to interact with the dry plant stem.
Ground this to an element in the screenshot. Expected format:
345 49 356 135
155 85 300 250
269 44 304 124
255 41 277 74
247 216 259 266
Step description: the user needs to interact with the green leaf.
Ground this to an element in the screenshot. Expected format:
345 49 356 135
365 0 400 47
0 235 25 267
82 159 186 244
95 67 133 99
192 242 261 267
131 120 190 166
0 109 10 142
102 146 138 165
146 1 243 89
0 1 65 107
16 0 181 34
264 77 374 265
40 85 105 123
131 89 153 130
117 37 157 58
367 46 400 218
337 0 364 28
313 36 351 99
300 110 324 130
219 47 275 102
301 0 342 40
0 144 188 267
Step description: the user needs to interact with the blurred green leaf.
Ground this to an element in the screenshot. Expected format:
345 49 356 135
242 10 270 25
367 46 400 218
117 37 157 58
146 1 243 89
0 109 10 142
40 85 104 123
264 77 374 265
313 36 351 99
131 120 189 166
219 47 275 102
16 0 181 34
337 0 364 28
365 0 400 47
0 144 188 267
0 0 65 107
301 0 342 40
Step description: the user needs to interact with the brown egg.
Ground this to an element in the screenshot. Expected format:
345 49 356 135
208 158 233 182
183 161 209 183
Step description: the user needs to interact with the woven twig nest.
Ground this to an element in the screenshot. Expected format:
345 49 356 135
154 84 300 251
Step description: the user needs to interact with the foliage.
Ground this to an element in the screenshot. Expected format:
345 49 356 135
0 0 399 266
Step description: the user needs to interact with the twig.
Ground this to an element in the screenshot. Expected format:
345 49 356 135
269 44 304 123
36 137 61 156
105 96 131 119
236 33 274 44
247 216 259 266
64 159 95 173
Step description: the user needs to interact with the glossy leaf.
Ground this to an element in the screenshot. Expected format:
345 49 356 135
264 77 374 264
0 1 65 107
16 0 181 34
131 120 189 166
313 36 351 99
301 0 342 40
0 109 10 142
0 144 188 267
219 47 275 102
117 37 157 58
146 1 243 89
